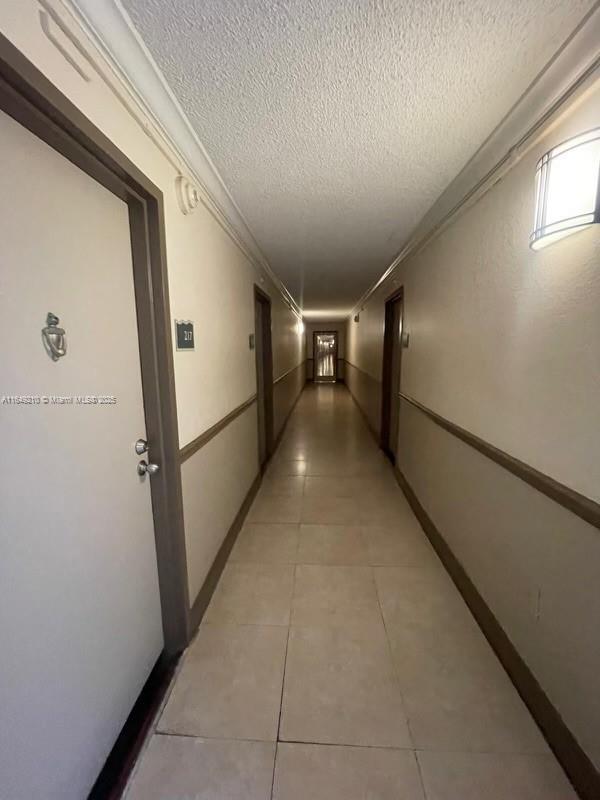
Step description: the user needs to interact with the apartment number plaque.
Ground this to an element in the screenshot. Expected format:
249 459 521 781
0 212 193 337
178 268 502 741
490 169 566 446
175 320 195 350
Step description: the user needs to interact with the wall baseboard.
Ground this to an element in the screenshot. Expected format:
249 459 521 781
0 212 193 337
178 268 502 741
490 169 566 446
188 377 306 635
394 465 600 800
188 472 261 634
344 379 380 445
88 652 179 800
271 375 305 456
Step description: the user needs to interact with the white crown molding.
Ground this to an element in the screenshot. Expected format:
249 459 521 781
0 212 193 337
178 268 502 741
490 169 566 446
54 0 600 323
350 4 600 316
60 0 303 318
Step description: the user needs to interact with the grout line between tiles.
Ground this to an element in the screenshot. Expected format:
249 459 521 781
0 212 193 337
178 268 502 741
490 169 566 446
150 730 556 758
119 654 187 798
269 740 279 800
274 565 295 744
276 737 416 751
372 563 419 752
414 749 431 800
154 730 276 744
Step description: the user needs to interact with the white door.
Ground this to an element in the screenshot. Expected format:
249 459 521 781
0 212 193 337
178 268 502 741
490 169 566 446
0 109 164 798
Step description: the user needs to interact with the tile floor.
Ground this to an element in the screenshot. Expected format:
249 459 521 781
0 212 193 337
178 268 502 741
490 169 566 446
125 384 577 800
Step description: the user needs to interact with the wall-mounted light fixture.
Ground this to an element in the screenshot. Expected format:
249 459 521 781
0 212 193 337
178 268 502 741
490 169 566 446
296 320 305 335
530 128 600 250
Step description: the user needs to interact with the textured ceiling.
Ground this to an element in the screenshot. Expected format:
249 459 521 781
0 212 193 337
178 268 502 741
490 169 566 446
122 0 593 316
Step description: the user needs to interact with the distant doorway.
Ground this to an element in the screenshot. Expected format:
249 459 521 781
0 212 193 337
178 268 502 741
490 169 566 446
254 286 274 469
313 332 338 382
380 288 404 463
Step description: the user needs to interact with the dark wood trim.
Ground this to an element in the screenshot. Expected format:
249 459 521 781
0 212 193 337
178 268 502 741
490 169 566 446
0 35 189 651
128 197 190 655
344 382 380 445
179 396 257 463
306 357 314 382
400 392 600 531
380 287 404 460
189 473 262 633
394 465 600 800
0 33 171 205
312 331 338 382
273 361 305 385
254 285 275 463
343 359 381 382
88 653 179 800
271 377 306 455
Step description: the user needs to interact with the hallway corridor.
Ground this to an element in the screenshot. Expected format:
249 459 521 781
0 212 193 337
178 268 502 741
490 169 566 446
125 385 575 800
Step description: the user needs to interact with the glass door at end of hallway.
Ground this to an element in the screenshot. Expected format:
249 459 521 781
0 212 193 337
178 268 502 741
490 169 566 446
314 332 337 382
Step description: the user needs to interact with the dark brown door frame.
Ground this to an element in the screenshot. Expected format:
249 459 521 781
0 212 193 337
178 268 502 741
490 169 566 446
0 34 189 656
380 287 404 462
254 285 274 467
313 330 338 382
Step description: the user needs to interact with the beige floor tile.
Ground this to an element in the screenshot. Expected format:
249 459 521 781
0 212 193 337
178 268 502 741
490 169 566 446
158 624 287 741
280 624 412 747
248 493 303 523
308 455 389 477
386 614 508 689
417 751 576 800
304 456 357 476
267 458 309 477
304 476 358 497
230 523 299 564
140 386 559 792
358 493 418 526
301 494 360 525
375 567 548 752
260 475 305 497
374 565 472 630
125 735 275 800
205 562 295 626
401 678 548 753
292 564 382 627
297 524 368 565
276 444 310 461
359 472 401 491
273 743 425 800
363 525 439 566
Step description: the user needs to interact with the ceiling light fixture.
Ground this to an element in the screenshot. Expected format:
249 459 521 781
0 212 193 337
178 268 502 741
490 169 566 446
530 128 600 250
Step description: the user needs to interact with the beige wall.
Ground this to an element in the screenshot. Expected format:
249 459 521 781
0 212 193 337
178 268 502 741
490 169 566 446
0 0 305 610
347 82 600 501
181 406 259 602
346 84 600 769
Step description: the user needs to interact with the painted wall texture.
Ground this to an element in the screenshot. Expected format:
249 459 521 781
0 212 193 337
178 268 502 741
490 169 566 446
345 85 600 769
347 86 600 502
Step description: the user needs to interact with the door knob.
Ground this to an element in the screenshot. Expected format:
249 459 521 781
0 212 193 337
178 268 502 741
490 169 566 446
137 460 160 476
135 438 148 455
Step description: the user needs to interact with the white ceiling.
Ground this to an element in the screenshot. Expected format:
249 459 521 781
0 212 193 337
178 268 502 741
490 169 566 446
121 0 594 317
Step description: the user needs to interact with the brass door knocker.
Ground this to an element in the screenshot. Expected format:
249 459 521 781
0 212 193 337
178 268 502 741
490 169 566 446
42 313 67 361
